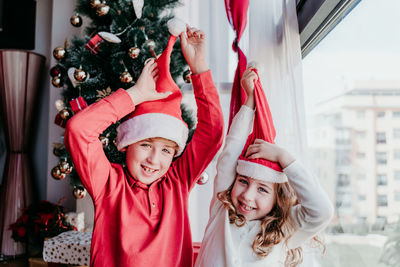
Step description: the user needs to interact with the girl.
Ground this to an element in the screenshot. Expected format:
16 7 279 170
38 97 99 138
195 67 334 267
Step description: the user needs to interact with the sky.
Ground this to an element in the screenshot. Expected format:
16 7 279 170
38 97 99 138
302 0 400 113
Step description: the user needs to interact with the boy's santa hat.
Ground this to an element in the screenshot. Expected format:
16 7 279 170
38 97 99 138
236 67 288 183
117 18 188 155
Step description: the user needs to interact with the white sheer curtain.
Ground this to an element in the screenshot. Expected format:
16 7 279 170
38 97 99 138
247 0 308 160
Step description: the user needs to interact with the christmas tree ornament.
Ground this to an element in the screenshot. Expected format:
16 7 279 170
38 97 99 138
73 186 87 199
51 166 66 180
197 172 209 185
99 136 109 146
52 143 65 157
128 47 141 59
55 100 66 111
90 0 101 7
96 3 110 16
58 161 70 173
69 97 88 114
120 71 133 84
54 113 67 128
70 14 83 27
183 69 192 83
68 67 90 87
96 87 112 102
132 0 144 19
85 32 121 54
53 46 66 60
49 65 62 77
51 75 64 88
59 109 70 120
73 66 87 82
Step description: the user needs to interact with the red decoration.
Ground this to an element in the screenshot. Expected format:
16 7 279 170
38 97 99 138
69 97 88 114
49 65 62 77
84 34 104 54
54 113 67 128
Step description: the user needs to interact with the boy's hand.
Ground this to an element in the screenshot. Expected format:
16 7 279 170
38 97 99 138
241 67 257 109
127 59 172 105
245 139 295 168
180 26 208 74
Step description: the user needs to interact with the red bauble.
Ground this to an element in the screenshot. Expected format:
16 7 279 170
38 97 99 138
49 65 62 77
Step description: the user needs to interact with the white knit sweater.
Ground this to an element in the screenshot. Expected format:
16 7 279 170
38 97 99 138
195 105 334 267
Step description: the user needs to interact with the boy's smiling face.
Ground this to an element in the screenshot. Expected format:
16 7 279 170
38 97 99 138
230 175 276 221
126 137 178 185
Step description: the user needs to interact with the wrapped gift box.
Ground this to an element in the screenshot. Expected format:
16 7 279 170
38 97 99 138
43 231 91 266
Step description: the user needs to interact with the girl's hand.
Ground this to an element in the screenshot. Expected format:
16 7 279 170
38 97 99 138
241 67 258 109
127 59 171 105
245 139 295 168
180 26 208 74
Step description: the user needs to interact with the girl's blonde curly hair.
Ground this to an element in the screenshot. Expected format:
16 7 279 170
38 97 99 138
217 179 325 267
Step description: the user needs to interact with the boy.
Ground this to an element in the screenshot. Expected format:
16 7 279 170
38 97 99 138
65 22 224 267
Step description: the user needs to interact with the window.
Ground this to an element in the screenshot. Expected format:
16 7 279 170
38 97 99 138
336 150 350 166
377 195 388 207
394 171 400 181
393 111 400 118
394 129 400 139
377 174 387 186
376 111 387 118
301 0 400 265
337 174 350 187
394 150 400 160
395 191 400 201
358 195 366 201
376 152 387 165
376 132 386 144
377 111 385 118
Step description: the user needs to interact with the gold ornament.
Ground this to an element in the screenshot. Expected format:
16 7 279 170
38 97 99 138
52 143 65 157
51 166 66 180
90 0 102 7
53 46 66 60
59 109 70 120
183 69 192 83
73 67 87 82
51 76 63 88
128 47 141 59
99 136 109 146
73 186 87 199
197 172 209 185
70 14 83 27
96 3 110 16
59 161 71 173
55 100 66 111
120 71 133 83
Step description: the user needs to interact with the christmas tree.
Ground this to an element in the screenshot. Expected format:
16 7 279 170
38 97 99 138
49 0 195 199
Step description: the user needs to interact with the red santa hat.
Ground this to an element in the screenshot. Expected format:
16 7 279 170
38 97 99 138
117 18 188 155
236 67 288 183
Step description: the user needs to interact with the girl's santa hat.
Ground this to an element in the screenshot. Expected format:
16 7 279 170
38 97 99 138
236 67 288 183
117 18 188 155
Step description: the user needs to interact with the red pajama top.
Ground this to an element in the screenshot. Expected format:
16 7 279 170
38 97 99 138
64 70 224 267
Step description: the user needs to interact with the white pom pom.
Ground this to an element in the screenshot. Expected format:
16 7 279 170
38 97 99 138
167 18 186 36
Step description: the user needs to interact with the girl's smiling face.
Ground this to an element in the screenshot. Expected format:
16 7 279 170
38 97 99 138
230 175 277 221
